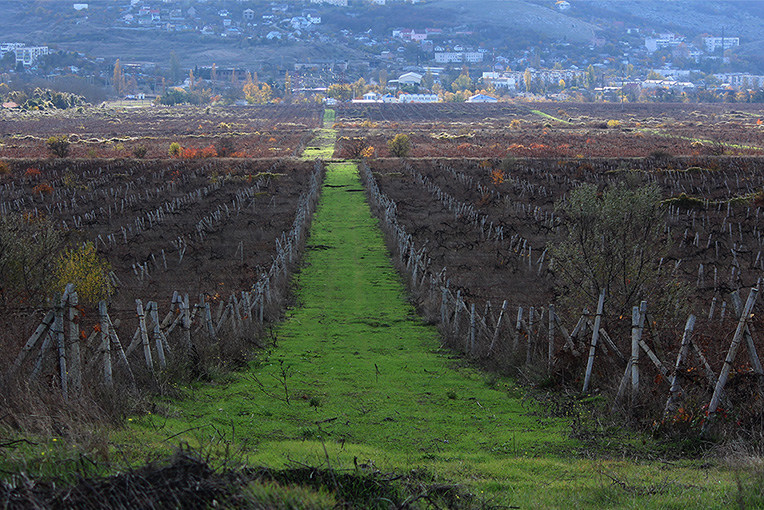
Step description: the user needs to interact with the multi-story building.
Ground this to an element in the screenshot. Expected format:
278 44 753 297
703 36 740 53
434 51 483 64
0 43 49 66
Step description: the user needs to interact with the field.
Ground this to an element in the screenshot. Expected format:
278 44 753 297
334 102 764 158
0 104 322 159
1 102 764 508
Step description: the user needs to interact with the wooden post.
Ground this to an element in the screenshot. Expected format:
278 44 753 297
67 288 81 397
182 294 192 353
469 303 476 356
514 307 523 353
54 293 68 400
487 300 508 356
10 311 55 376
631 301 647 403
136 299 154 373
149 302 167 370
205 299 216 341
704 287 758 434
259 283 265 323
582 290 606 394
526 306 535 365
31 330 54 381
441 287 448 328
730 290 764 391
99 301 113 388
548 304 555 372
242 291 252 324
664 314 696 417
106 311 134 385
453 290 462 338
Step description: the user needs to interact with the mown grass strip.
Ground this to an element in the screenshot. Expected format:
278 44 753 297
639 128 764 152
302 109 337 160
531 109 571 124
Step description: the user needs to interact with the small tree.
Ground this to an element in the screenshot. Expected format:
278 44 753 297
55 242 113 305
337 136 370 159
0 213 63 306
168 142 182 157
387 133 411 157
549 183 681 318
46 135 70 158
133 145 148 158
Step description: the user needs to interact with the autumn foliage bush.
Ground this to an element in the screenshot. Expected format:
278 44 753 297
54 241 113 304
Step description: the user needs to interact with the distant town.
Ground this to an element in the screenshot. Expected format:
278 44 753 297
2 0 764 106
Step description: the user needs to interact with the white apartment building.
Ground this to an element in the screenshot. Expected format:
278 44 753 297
703 36 740 53
434 51 483 64
1 43 49 66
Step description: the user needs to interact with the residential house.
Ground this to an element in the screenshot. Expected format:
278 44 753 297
243 9 255 20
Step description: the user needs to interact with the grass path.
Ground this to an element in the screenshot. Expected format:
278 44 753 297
122 160 755 508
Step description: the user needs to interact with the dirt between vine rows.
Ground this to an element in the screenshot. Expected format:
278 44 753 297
0 158 317 362
0 104 322 159
368 156 764 415
334 102 764 158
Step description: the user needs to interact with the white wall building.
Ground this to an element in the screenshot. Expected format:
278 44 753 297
2 44 49 66
703 36 740 53
434 51 483 64
310 0 348 5
398 93 438 103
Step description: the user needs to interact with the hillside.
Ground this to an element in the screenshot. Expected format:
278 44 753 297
424 0 598 43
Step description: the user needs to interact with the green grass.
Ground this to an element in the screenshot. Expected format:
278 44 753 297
531 109 571 124
114 161 757 509
301 109 336 160
639 128 764 152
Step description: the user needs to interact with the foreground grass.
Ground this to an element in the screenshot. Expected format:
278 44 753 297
106 162 759 509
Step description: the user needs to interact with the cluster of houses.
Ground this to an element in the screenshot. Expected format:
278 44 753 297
644 32 741 61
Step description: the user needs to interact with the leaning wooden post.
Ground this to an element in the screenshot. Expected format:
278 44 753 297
64 287 82 397
548 304 555 372
54 292 68 401
136 299 154 373
149 302 167 370
582 290 606 394
487 300 508 356
10 311 55 376
182 293 192 354
703 287 758 435
99 301 113 388
730 290 764 393
664 314 696 417
631 301 647 404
